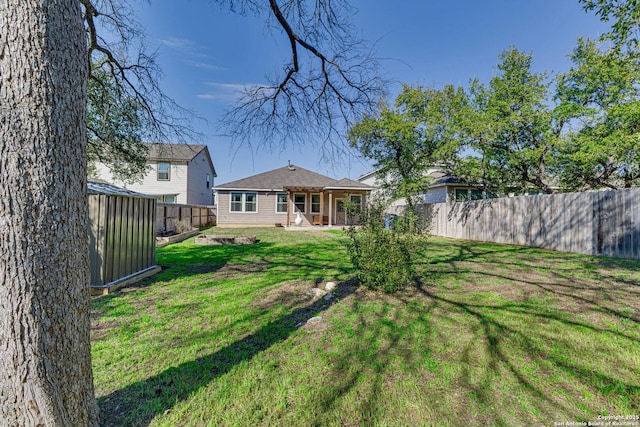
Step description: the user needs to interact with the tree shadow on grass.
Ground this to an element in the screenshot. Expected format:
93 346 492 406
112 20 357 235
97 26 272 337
97 280 359 427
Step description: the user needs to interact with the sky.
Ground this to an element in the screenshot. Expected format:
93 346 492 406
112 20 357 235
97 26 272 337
132 0 611 185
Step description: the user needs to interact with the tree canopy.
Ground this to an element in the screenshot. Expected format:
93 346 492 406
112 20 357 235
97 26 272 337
348 84 464 210
351 37 640 201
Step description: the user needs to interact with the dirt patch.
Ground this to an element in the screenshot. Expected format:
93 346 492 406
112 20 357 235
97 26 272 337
91 319 121 340
252 281 313 311
213 261 270 279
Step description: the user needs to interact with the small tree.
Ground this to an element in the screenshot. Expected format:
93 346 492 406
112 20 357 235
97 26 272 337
345 202 419 293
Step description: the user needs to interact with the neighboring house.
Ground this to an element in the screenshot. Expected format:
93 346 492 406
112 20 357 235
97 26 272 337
214 164 373 227
93 143 217 205
358 166 485 206
421 177 496 203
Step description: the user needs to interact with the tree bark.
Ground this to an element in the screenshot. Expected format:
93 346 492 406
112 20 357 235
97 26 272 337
0 1 99 425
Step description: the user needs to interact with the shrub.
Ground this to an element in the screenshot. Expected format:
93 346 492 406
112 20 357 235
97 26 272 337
345 202 421 292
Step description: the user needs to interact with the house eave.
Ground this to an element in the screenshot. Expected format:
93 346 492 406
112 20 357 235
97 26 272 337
324 186 372 191
214 187 284 192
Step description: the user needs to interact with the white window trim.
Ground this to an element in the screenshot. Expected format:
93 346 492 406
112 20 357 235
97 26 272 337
294 193 306 213
275 193 288 214
157 161 170 181
310 193 321 214
230 192 243 212
229 192 259 213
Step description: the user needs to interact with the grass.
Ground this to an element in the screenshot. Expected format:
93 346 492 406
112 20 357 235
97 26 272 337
91 227 640 426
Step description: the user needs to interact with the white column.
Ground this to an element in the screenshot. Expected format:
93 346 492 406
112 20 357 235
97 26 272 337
328 190 333 227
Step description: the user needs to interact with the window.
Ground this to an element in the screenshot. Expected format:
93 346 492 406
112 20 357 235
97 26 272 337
276 193 287 213
471 190 483 200
245 193 257 212
230 193 243 212
230 192 257 213
157 161 170 180
206 173 211 189
349 194 362 213
294 193 306 213
155 195 177 203
455 189 468 201
311 194 321 214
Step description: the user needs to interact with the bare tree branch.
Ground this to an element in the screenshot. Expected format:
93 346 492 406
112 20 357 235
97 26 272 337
218 0 387 161
80 0 202 153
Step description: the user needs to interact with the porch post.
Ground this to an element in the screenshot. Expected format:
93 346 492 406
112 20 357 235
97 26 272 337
286 190 291 226
320 189 324 226
328 190 333 227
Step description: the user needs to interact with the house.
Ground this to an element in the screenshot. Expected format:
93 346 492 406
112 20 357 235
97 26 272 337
214 164 373 227
93 143 217 205
358 166 487 206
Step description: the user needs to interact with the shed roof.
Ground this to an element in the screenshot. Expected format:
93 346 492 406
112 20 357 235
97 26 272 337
215 165 372 192
88 181 156 199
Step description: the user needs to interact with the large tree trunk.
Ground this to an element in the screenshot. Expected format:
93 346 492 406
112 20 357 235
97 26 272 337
0 1 99 425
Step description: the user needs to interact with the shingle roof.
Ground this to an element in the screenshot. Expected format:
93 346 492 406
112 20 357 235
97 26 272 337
145 143 206 161
145 143 216 177
215 165 373 191
329 178 373 190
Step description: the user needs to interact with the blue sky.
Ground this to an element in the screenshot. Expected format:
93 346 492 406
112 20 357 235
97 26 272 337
133 0 610 185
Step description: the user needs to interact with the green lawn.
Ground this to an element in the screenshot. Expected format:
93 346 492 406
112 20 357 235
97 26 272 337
92 227 640 426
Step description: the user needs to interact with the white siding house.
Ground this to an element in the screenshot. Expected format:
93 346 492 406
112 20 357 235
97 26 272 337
92 143 216 205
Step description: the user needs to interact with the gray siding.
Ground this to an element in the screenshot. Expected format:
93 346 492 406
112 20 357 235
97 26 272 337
216 190 368 226
186 150 215 205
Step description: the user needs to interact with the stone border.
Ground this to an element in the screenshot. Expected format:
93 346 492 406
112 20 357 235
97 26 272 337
194 236 257 245
156 229 201 248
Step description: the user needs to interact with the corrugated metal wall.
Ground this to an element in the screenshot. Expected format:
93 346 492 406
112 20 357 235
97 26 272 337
89 194 157 288
424 188 640 259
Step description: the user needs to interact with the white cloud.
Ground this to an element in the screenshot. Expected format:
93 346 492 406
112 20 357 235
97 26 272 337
189 61 227 72
159 37 225 72
159 37 193 49
197 82 264 104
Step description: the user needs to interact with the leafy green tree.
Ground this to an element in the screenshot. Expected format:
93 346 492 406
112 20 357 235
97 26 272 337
579 0 640 49
87 65 149 183
349 84 463 213
457 48 560 195
554 38 640 189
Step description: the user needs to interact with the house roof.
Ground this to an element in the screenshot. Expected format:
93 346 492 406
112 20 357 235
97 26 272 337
214 165 373 192
145 143 217 177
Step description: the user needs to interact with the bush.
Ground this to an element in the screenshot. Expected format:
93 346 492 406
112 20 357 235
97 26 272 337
345 203 420 292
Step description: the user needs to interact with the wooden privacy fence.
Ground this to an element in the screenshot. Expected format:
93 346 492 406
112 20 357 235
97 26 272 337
156 203 216 235
424 188 640 259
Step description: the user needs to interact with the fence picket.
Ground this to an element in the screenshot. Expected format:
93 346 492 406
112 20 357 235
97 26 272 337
426 189 640 259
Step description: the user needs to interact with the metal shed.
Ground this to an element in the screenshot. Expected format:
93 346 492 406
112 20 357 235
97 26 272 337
88 181 161 295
